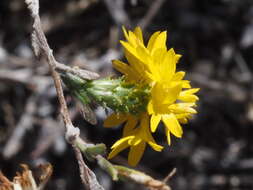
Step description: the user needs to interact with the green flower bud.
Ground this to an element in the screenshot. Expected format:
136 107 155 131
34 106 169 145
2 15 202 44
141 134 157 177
61 73 150 115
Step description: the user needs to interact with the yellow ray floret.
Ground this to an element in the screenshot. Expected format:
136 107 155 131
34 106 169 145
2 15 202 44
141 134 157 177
147 82 198 139
113 27 182 84
106 113 163 166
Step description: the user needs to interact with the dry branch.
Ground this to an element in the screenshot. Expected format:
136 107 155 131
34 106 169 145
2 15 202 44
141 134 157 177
114 165 171 190
103 0 131 27
3 95 36 158
24 0 104 189
138 0 166 31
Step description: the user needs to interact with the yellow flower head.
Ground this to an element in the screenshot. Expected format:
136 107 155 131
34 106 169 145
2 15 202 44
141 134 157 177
104 27 199 166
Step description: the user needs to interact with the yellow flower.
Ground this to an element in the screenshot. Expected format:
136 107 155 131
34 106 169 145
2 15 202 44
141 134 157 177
113 27 199 137
104 27 199 165
105 113 163 166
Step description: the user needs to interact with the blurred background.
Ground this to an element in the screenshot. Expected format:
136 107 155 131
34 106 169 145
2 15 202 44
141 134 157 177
1 0 253 189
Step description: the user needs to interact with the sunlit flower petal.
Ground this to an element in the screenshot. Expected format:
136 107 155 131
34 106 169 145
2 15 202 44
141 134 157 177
164 127 171 145
148 31 167 53
133 27 144 44
111 136 134 149
178 88 200 102
162 114 183 138
108 141 129 159
112 60 140 82
169 103 197 114
172 71 185 81
147 31 161 52
150 114 162 132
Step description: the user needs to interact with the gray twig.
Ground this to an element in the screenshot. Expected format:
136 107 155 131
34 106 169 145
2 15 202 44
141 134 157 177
138 0 166 31
55 62 100 80
234 51 252 82
163 168 177 183
3 95 36 158
24 0 104 189
74 147 104 190
103 0 131 27
31 118 64 159
113 165 171 190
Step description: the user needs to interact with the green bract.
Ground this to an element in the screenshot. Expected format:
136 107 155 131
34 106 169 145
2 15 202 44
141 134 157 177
61 73 150 115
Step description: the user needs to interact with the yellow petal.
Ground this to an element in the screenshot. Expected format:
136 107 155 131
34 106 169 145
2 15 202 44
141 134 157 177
181 88 200 95
120 41 138 59
145 70 157 82
169 103 197 114
112 59 131 73
147 31 161 52
148 141 164 151
128 141 146 166
120 41 146 74
161 84 182 105
165 127 171 145
136 46 151 67
111 136 133 149
150 114 161 132
103 113 127 127
141 119 164 151
134 27 144 44
108 141 129 159
112 60 140 81
128 31 139 47
123 116 138 136
181 80 191 88
152 48 167 66
122 26 130 42
147 100 154 114
150 31 167 52
175 54 182 63
178 89 199 102
138 113 151 140
128 137 142 146
175 113 191 119
173 71 185 81
162 114 183 138
160 49 176 81
179 95 199 102
140 113 149 130
178 118 188 124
